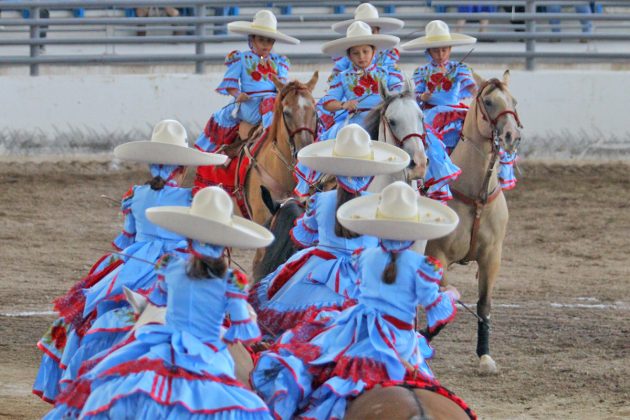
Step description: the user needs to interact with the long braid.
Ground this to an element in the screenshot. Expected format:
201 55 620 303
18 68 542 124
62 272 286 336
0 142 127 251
382 251 399 284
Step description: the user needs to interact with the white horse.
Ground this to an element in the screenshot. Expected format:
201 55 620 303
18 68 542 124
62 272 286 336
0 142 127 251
365 77 428 253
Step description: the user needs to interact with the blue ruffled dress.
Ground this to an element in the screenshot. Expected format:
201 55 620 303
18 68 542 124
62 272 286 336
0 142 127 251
33 165 190 403
295 64 402 196
46 253 269 419
52 173 192 393
251 240 458 419
318 49 400 135
194 50 290 194
250 188 378 337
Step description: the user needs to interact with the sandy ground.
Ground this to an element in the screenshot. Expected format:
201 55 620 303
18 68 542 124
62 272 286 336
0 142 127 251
0 158 628 419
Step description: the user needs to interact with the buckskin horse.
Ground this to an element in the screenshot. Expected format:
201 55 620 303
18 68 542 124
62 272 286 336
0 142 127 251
425 70 522 374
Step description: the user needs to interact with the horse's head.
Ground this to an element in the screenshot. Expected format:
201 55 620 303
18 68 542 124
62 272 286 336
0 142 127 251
269 72 319 159
367 76 427 184
253 186 305 281
472 70 523 155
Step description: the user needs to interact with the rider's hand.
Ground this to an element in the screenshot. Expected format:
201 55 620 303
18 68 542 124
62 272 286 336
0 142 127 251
420 91 432 102
235 92 250 103
342 100 359 111
440 284 461 301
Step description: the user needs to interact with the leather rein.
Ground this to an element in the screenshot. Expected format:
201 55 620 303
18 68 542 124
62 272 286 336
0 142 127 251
454 79 522 263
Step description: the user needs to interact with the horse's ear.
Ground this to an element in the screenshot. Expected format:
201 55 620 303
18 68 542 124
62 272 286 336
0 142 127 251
473 71 485 88
379 78 391 101
306 71 319 92
502 69 511 86
261 185 279 215
403 73 414 95
123 286 147 314
270 74 285 92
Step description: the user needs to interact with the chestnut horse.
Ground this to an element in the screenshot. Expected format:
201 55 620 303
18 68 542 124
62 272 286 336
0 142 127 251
425 70 522 374
244 72 319 226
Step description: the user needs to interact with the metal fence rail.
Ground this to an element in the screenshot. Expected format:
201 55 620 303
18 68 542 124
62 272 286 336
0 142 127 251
2 0 630 75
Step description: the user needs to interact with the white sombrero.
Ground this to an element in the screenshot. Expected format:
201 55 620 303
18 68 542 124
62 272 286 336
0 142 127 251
332 3 404 34
114 120 227 166
297 124 409 177
401 20 477 51
146 186 274 248
228 10 300 45
337 181 459 241
322 21 400 57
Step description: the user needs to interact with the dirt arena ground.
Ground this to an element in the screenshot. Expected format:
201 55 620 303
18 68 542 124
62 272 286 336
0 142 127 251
0 158 628 419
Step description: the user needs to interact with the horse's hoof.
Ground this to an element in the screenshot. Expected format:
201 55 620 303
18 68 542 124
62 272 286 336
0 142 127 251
479 354 498 375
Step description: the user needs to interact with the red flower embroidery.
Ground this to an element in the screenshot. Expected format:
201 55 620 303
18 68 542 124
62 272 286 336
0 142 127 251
427 82 436 91
261 97 275 114
353 85 365 96
251 71 262 81
51 325 67 350
430 73 444 83
257 61 276 76
442 79 453 91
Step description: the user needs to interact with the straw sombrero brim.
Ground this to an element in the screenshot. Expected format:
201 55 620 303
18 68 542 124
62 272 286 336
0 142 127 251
322 34 399 56
337 194 459 241
146 207 274 249
297 140 410 177
401 33 476 51
114 141 228 166
228 21 300 44
332 17 404 34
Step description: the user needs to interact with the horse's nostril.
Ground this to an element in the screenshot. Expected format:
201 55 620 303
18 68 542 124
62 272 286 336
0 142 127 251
505 131 512 141
408 161 416 169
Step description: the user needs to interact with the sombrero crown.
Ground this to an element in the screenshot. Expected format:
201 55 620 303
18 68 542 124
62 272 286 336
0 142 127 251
297 124 409 177
337 181 459 240
114 120 227 166
332 3 404 34
322 21 399 57
401 20 476 51
146 186 274 248
228 10 300 45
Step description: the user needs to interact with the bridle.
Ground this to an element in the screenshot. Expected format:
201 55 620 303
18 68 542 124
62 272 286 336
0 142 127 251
277 84 319 159
379 95 426 149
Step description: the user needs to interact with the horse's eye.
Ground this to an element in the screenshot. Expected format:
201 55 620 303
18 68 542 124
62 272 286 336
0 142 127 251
484 99 492 107
283 110 291 119
388 119 396 127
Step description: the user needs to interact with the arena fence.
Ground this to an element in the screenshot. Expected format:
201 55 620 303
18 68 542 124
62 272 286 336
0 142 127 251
1 0 630 75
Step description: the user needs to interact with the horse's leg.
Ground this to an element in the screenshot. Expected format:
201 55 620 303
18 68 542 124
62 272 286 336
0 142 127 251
476 249 502 375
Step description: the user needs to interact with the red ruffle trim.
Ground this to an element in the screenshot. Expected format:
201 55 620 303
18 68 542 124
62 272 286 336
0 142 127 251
430 109 468 133
32 388 55 405
53 258 123 327
265 249 336 300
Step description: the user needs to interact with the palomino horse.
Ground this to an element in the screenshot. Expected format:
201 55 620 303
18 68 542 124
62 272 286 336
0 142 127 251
244 72 319 226
425 70 522 374
123 287 254 388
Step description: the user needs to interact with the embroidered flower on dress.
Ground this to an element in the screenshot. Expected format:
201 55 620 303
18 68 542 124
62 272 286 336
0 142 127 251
251 71 262 81
232 270 249 292
155 254 172 271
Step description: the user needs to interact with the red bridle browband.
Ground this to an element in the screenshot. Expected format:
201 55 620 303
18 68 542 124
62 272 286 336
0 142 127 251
277 85 318 155
381 113 426 149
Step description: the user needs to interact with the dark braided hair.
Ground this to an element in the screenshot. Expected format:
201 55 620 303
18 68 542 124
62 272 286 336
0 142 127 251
334 187 360 239
186 255 227 280
382 252 399 284
146 176 167 190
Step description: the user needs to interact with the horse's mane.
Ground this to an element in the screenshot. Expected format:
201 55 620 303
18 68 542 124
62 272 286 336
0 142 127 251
363 89 416 140
266 80 310 143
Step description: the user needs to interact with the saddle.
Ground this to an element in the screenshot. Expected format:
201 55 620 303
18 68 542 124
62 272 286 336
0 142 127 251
217 124 264 158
